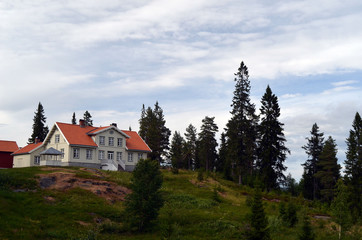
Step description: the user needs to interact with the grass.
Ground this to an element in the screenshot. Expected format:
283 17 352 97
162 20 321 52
0 167 361 240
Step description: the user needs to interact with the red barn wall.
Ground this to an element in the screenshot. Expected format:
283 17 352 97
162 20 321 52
0 152 14 168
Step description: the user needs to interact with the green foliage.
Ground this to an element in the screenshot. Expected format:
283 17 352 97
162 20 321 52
315 136 340 203
302 123 324 200
28 102 49 143
257 85 289 191
170 131 185 170
183 124 197 170
83 110 93 126
225 61 258 185
198 116 218 172
299 213 315 240
197 168 204 182
72 112 77 124
138 102 171 163
123 159 164 231
344 112 362 220
248 185 270 240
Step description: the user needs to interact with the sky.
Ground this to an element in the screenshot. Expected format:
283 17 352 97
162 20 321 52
1 0 361 180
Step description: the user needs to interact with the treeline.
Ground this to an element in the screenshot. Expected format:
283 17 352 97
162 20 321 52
138 61 361 223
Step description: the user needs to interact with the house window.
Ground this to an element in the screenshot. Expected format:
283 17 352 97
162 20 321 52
117 152 122 161
108 151 114 160
109 137 114 146
99 136 105 145
117 138 123 147
34 156 40 165
86 149 93 160
138 153 143 160
55 134 60 143
128 152 133 162
60 148 64 159
99 150 105 160
73 148 80 159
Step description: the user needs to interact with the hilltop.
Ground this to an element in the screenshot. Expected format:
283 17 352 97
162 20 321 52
0 167 358 240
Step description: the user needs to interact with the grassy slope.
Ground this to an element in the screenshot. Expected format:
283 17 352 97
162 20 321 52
0 167 356 240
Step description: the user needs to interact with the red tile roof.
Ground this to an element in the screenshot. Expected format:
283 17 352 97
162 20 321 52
0 140 19 152
122 130 151 152
55 123 150 152
12 142 42 155
56 122 98 147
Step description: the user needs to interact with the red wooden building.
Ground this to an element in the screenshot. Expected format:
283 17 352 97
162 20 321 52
0 140 19 168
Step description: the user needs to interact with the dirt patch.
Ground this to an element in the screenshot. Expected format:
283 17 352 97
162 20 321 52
37 172 130 203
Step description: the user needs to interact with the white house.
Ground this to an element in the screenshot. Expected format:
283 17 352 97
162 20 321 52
13 120 151 171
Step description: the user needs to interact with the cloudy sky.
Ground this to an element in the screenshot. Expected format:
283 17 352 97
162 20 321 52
1 0 361 180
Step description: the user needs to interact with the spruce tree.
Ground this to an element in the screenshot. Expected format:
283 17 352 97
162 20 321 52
344 112 362 219
184 124 197 170
198 116 218 172
28 102 49 143
123 159 163 231
315 136 340 203
138 102 171 164
299 212 315 240
257 85 289 190
248 183 270 240
218 132 231 178
226 61 258 185
83 110 93 126
301 123 324 200
71 112 77 124
170 131 185 170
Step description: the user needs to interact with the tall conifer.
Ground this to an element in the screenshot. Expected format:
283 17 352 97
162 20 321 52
170 131 185 170
198 116 218 171
71 112 77 124
28 102 49 143
83 111 93 126
226 61 258 185
344 112 362 219
184 124 197 170
301 123 324 200
257 85 289 190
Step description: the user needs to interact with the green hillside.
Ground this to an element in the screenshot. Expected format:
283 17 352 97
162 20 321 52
0 167 359 240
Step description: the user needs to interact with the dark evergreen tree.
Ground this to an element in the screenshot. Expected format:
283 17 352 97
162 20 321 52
28 102 49 143
170 131 185 170
71 112 77 124
138 102 171 164
285 173 298 196
248 183 270 240
83 110 93 126
344 112 362 219
124 159 164 231
301 123 324 200
226 61 258 185
198 116 218 172
299 212 315 240
184 124 197 170
257 85 289 190
218 132 231 178
315 136 340 203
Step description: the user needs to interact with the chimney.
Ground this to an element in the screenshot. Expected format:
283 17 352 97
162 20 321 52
110 123 117 128
79 119 85 128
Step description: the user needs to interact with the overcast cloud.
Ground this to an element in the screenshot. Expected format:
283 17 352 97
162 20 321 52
1 0 361 180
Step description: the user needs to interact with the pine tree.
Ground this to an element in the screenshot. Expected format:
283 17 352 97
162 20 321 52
248 184 270 240
28 102 49 143
138 102 171 164
71 112 77 124
257 85 289 190
344 112 362 219
218 132 231 178
226 61 258 185
123 159 164 231
170 131 185 170
184 124 197 170
198 116 218 172
83 110 93 126
315 136 340 203
301 123 324 200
